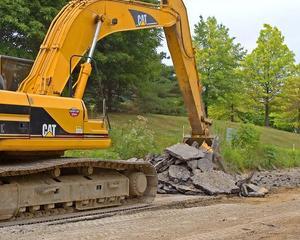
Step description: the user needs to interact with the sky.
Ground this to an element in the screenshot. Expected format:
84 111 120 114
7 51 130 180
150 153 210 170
160 0 300 64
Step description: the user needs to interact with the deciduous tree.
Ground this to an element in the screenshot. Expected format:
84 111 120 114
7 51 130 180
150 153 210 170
194 16 245 120
272 75 300 133
0 0 67 58
242 24 295 127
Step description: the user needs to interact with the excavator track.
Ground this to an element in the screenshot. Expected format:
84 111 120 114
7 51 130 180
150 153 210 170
0 203 152 228
0 158 157 223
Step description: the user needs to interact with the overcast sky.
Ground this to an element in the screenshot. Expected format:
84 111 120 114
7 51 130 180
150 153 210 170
161 0 300 64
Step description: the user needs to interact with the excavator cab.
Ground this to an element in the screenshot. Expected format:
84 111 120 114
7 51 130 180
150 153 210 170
0 55 33 91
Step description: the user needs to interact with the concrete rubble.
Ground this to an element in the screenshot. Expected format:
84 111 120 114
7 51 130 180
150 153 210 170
191 170 239 195
251 169 300 189
165 143 204 161
240 183 269 197
147 143 269 197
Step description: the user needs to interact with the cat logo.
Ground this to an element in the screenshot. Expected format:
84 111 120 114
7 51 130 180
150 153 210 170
129 9 158 27
137 14 148 26
42 124 57 137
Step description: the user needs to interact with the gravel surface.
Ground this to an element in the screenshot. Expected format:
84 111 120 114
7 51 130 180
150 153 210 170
0 188 299 240
252 168 300 189
0 168 299 240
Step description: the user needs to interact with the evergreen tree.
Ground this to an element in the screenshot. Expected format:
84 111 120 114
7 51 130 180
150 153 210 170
85 29 163 112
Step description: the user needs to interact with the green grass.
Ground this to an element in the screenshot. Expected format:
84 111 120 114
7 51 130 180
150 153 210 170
66 113 300 169
213 120 299 150
110 113 188 148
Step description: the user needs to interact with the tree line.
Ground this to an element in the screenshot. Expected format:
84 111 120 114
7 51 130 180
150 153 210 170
194 16 299 133
0 0 299 133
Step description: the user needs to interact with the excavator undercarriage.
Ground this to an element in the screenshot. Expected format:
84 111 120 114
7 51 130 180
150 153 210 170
0 159 157 221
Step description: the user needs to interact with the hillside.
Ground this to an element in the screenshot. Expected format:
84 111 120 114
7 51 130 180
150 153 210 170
67 114 300 169
109 113 299 150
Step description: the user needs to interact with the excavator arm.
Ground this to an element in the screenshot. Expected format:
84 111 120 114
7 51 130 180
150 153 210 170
18 0 211 142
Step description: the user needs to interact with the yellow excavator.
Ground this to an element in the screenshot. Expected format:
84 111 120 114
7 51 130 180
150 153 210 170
0 0 212 221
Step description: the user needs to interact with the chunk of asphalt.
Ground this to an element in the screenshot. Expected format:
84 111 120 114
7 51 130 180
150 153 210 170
197 158 215 172
165 143 205 161
155 158 175 173
241 183 269 197
158 171 170 184
163 183 178 194
175 184 204 195
168 165 191 182
191 141 200 149
187 160 198 170
157 188 167 194
192 170 239 195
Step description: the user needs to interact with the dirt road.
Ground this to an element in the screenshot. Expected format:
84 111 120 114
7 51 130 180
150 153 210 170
1 188 299 240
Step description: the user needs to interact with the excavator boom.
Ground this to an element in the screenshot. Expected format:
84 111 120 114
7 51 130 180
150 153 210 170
17 0 210 140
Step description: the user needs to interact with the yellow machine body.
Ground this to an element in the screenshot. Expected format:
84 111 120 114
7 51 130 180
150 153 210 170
0 0 211 156
0 90 110 153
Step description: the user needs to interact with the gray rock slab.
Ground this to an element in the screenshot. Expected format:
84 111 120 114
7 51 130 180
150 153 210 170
197 158 215 172
240 183 269 197
154 160 165 172
158 171 170 184
168 165 191 182
163 183 178 194
175 159 182 165
165 143 205 161
166 181 204 195
192 170 239 195
187 160 198 170
157 188 167 194
175 184 204 195
191 141 200 149
154 158 175 173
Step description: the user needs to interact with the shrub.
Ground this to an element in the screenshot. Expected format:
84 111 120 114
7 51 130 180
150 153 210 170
262 145 278 167
222 145 246 172
111 116 156 159
232 124 260 149
223 124 263 171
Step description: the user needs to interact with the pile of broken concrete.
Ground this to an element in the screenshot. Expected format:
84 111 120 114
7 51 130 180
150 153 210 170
147 143 268 197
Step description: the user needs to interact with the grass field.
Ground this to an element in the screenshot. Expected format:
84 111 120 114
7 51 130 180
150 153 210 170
66 113 300 170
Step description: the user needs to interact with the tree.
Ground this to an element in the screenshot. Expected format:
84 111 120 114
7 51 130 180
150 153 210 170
272 75 300 133
207 68 250 122
136 64 185 115
0 0 67 58
193 16 246 120
242 24 295 127
84 29 164 112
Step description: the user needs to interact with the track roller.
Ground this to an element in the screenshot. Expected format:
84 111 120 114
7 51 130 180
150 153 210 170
50 168 61 178
78 166 94 176
128 172 147 197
